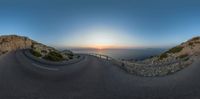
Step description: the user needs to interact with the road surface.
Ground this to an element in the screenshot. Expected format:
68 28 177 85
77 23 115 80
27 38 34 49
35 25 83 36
0 50 200 99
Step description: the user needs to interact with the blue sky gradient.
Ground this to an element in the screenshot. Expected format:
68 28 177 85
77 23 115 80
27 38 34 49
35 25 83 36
0 0 200 48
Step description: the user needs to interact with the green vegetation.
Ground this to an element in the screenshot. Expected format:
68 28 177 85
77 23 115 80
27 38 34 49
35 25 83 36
183 57 189 61
158 46 184 60
30 49 42 57
194 41 200 44
2 51 8 54
178 54 188 59
77 55 80 58
166 46 183 54
191 37 200 41
43 51 64 61
41 50 47 54
159 53 168 60
67 53 74 59
62 50 74 59
188 42 194 46
31 44 34 48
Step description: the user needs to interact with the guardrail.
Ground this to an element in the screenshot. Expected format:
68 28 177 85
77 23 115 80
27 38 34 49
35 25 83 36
89 53 113 60
89 53 125 67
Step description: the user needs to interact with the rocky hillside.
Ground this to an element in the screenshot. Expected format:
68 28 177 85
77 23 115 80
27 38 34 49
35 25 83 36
0 35 73 61
157 36 200 61
121 36 200 76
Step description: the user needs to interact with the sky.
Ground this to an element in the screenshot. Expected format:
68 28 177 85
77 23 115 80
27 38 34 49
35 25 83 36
0 0 200 49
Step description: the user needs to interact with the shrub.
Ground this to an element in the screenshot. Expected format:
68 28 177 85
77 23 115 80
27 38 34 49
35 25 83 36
159 53 168 60
63 51 74 59
191 37 200 41
68 55 73 59
121 63 125 67
166 46 183 54
31 44 34 48
188 42 194 46
43 51 64 61
194 41 200 44
183 57 189 61
30 49 42 57
41 50 47 53
2 51 8 54
178 54 188 59
67 53 74 59
67 53 74 56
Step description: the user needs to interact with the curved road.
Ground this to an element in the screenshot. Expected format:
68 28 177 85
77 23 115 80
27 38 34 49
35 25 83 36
0 50 200 99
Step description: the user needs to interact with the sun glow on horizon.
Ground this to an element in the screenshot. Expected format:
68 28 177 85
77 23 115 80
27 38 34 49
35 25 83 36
66 26 137 49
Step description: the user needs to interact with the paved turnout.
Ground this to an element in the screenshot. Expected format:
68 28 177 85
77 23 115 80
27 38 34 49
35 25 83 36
0 50 200 99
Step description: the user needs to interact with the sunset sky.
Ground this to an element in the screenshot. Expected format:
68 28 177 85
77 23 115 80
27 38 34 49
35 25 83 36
0 0 200 49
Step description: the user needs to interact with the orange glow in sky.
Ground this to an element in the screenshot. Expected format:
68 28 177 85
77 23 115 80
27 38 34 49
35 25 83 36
66 26 136 49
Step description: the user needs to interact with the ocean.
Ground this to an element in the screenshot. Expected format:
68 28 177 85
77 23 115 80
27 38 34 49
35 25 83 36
70 48 167 60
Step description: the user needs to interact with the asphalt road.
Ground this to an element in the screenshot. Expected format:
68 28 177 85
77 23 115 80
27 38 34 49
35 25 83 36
0 50 200 99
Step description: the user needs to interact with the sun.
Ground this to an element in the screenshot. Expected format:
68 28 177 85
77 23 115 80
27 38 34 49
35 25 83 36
85 29 118 49
92 44 106 50
97 47 102 50
68 26 134 49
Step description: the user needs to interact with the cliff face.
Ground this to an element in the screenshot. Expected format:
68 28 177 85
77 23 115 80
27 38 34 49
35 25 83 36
0 35 72 60
0 35 57 56
0 35 33 55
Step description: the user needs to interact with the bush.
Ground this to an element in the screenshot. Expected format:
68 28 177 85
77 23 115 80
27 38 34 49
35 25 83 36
195 41 200 44
159 53 168 60
67 53 74 59
2 51 8 54
191 37 200 41
31 44 34 48
188 42 194 46
166 46 183 54
30 49 42 57
43 51 64 61
178 54 188 59
184 57 189 61
68 56 73 59
63 51 74 59
41 50 47 53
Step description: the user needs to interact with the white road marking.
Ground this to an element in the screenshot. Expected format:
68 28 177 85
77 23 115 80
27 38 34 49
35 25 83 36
32 63 59 71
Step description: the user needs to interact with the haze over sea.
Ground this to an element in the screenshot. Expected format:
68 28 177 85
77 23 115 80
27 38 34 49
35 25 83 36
70 48 167 60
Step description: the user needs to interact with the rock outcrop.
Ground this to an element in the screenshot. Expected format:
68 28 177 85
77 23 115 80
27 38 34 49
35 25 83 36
0 35 33 55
